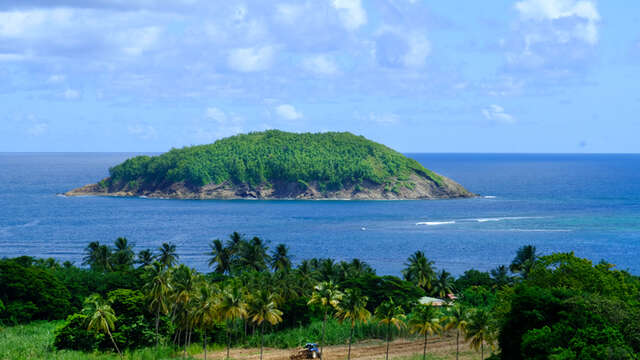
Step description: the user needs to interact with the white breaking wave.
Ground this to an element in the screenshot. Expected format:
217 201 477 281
416 216 545 226
474 216 542 223
483 195 496 199
18 220 40 228
504 229 572 232
416 221 456 226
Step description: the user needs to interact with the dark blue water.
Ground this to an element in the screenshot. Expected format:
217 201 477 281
1 153 639 276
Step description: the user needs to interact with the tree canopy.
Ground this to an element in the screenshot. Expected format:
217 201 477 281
106 130 443 190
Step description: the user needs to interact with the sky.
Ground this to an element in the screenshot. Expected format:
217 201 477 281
1 0 639 153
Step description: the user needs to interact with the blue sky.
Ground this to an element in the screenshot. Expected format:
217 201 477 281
1 0 639 152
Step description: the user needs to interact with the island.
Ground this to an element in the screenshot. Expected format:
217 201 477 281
65 130 474 200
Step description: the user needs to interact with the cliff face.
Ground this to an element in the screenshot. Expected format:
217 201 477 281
65 130 474 200
65 173 473 200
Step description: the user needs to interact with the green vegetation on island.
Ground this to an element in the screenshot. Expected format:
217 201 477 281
66 130 472 199
2 235 639 360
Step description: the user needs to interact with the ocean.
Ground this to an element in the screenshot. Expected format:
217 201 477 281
1 153 639 276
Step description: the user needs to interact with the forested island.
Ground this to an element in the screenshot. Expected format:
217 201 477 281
1 234 639 360
65 130 473 200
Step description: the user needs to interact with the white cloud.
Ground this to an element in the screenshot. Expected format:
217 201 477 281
275 104 303 120
47 74 65 83
228 45 274 72
302 55 339 75
482 105 516 124
205 107 227 123
0 9 72 38
0 53 30 61
274 3 305 24
369 112 398 125
26 122 48 136
375 27 431 68
205 107 244 126
514 0 600 45
403 33 431 68
516 0 599 22
331 0 366 30
128 124 157 140
116 26 162 56
63 89 80 99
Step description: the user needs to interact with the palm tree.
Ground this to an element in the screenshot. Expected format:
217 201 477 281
465 308 494 360
218 285 248 359
296 260 318 295
83 241 112 272
319 258 337 282
193 283 219 360
157 242 179 269
137 249 155 267
208 239 232 274
374 299 406 360
144 262 171 348
345 259 374 278
509 245 538 279
248 290 283 360
402 251 436 292
431 270 456 299
445 304 469 360
335 289 371 360
408 305 443 360
83 294 122 360
270 243 292 272
82 241 100 268
490 265 511 287
112 237 135 270
226 231 245 252
236 236 270 272
308 281 343 356
170 265 199 355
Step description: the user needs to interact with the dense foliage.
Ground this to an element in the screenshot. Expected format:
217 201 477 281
497 253 640 359
106 130 442 190
2 236 639 360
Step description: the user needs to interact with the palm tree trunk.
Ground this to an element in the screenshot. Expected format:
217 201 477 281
106 328 123 360
456 329 459 360
183 327 189 358
348 324 354 360
422 333 428 360
386 322 391 360
321 309 327 356
155 309 160 349
173 328 180 347
260 325 264 360
244 318 248 343
481 342 484 360
204 330 207 360
226 328 231 360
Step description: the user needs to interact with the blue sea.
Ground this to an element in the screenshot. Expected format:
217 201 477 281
1 153 639 276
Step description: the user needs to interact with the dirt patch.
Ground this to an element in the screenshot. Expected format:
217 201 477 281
193 335 491 360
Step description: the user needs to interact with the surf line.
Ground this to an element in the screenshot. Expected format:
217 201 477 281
416 216 545 226
415 221 456 226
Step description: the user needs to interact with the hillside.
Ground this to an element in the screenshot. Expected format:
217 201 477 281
65 130 473 199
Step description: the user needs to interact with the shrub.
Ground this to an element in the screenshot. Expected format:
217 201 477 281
0 259 71 323
54 313 101 352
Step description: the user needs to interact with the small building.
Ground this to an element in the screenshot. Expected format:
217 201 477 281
418 296 447 306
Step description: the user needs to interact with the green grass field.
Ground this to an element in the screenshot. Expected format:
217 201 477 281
0 321 178 360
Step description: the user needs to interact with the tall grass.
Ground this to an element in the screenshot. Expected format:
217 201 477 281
1 320 419 359
243 319 414 349
0 321 179 360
